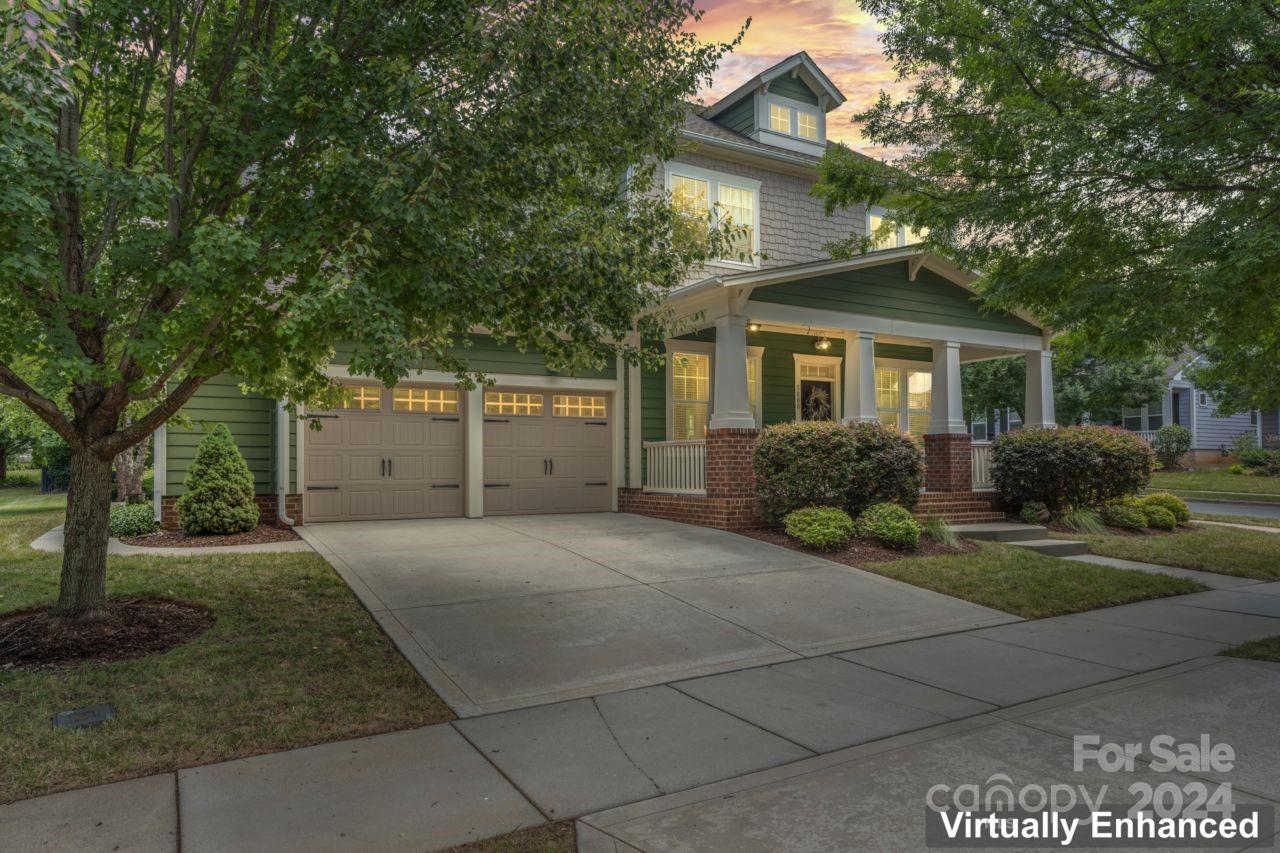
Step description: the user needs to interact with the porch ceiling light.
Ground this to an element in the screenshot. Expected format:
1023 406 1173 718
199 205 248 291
813 336 833 352
746 321 762 333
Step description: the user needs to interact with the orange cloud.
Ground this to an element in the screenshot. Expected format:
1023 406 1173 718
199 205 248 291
688 0 912 158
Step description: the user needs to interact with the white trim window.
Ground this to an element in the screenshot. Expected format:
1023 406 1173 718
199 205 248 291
669 349 711 440
875 363 933 435
768 102 790 134
665 164 762 267
746 346 764 425
867 206 929 250
796 110 819 141
793 354 842 422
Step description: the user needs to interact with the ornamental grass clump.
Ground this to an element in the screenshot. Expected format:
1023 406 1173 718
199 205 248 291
783 507 855 551
176 424 260 535
753 421 923 524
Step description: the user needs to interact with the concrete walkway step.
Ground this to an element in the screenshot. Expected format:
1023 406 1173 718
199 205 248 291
951 522 1047 543
1007 538 1090 557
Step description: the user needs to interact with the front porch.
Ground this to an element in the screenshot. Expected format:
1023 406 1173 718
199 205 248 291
621 250 1055 527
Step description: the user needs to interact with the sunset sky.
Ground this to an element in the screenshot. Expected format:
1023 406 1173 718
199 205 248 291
687 0 907 157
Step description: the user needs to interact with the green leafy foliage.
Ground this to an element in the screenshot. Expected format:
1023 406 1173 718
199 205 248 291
175 425 260 535
813 0 1280 410
1152 425 1193 471
1239 449 1280 477
1138 493 1190 524
992 426 1153 512
783 507 856 551
921 514 960 548
1018 501 1048 525
109 503 157 538
1227 463 1247 475
1059 508 1105 535
855 503 922 550
1100 500 1146 532
1140 504 1177 531
753 421 923 523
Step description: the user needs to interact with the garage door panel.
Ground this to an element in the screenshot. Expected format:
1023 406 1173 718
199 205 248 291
427 419 462 448
308 455 343 483
484 454 513 480
307 489 343 521
582 482 612 511
581 425 611 449
307 421 343 447
348 454 383 481
346 419 383 446
428 487 463 516
347 489 382 518
515 454 547 478
389 455 424 481
483 422 513 448
514 423 546 447
579 454 611 480
390 420 425 446
429 454 461 480
482 485 513 514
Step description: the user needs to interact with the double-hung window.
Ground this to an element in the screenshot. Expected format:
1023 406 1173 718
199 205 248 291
868 206 929 250
875 365 933 436
666 165 760 267
670 351 711 440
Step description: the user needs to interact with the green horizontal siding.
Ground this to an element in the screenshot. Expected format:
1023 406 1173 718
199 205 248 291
751 263 1042 335
719 98 755 135
167 374 275 497
770 76 820 106
875 342 932 363
331 334 615 380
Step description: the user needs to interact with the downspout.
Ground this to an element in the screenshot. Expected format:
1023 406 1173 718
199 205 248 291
276 399 295 526
152 424 167 523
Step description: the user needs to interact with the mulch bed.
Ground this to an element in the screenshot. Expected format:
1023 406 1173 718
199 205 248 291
121 524 300 548
0 597 215 669
742 526 978 565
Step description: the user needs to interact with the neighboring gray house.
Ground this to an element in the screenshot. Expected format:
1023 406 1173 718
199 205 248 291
1120 356 1278 462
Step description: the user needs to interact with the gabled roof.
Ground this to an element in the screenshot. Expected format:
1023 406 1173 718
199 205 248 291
703 51 847 122
681 107 821 166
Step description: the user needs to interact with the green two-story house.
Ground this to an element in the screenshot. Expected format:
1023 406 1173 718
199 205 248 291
155 52 1055 530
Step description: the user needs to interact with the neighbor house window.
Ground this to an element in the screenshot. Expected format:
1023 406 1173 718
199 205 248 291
341 384 381 410
484 392 543 416
666 165 762 266
671 351 710 440
797 110 819 141
553 395 607 418
393 387 458 413
769 103 791 133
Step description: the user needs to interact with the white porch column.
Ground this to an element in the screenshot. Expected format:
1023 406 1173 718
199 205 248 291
842 330 878 422
928 341 967 434
1024 348 1057 429
1161 391 1174 428
709 315 755 429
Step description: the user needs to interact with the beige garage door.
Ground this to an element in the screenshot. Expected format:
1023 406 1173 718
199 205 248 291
305 382 464 522
482 390 612 516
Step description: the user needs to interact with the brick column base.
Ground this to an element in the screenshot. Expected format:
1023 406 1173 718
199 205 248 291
159 493 302 530
705 428 759 498
923 433 974 493
621 427 761 531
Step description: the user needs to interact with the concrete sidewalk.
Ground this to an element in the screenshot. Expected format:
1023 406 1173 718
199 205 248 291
7 579 1280 851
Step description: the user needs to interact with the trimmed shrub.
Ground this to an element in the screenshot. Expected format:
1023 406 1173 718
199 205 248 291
1239 449 1280 476
176 424 260 535
1018 501 1048 525
1138 493 1189 524
855 502 921 550
1141 504 1177 531
1100 500 1146 531
1151 424 1192 470
1227 463 1246 475
110 502 157 537
753 421 924 523
783 507 855 551
992 425 1153 512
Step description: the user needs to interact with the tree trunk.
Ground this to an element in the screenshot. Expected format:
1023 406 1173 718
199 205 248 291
53 448 114 621
115 434 148 503
0 452 7 480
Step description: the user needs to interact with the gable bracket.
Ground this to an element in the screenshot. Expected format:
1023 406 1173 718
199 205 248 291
907 255 926 282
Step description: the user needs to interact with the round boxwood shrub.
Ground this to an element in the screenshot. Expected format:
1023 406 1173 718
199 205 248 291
753 421 923 524
992 425 1153 512
1100 500 1146 531
1138 492 1189 525
176 423 261 535
1140 504 1177 531
783 507 855 551
855 502 921 550
1151 424 1192 471
1018 501 1048 525
109 502 157 537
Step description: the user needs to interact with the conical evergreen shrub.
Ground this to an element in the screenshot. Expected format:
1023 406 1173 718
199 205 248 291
176 423 261 534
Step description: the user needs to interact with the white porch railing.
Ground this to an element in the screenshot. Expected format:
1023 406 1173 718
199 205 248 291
971 440 995 490
644 439 706 494
1135 430 1156 443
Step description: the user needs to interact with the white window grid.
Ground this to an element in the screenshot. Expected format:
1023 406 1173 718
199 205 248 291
553 395 607 418
485 392 544 416
393 387 458 413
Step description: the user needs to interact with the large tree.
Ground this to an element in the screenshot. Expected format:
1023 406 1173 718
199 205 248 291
1 0 740 620
815 0 1280 409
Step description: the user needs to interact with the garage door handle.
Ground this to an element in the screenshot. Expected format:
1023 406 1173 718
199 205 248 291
484 483 510 488
585 481 608 486
431 483 460 489
307 485 339 491
431 416 459 422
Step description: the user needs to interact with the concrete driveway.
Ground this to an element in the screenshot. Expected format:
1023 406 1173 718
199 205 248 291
301 513 1016 716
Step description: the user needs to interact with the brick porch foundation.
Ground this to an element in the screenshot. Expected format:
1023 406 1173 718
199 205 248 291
922 433 973 493
160 493 302 530
914 490 1005 523
623 427 761 530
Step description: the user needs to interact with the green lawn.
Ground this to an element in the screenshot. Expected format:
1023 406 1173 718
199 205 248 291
1149 470 1280 503
1191 513 1280 530
854 542 1205 619
1222 636 1280 663
1073 525 1280 580
0 489 451 804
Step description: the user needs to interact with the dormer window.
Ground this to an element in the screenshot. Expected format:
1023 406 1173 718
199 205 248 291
797 111 819 141
769 103 790 134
